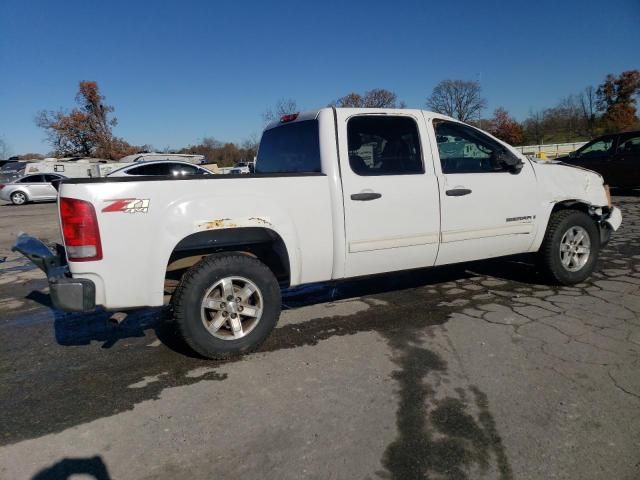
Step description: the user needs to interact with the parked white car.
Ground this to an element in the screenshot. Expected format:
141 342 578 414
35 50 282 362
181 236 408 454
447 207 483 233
15 108 622 359
1 173 65 205
106 160 213 177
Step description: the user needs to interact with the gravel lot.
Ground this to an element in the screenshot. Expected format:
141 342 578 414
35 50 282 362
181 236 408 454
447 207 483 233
0 196 639 480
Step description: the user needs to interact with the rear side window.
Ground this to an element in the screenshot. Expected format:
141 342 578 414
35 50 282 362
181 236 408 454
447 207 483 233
618 135 640 154
19 175 45 183
255 120 321 174
166 164 201 176
127 164 171 175
347 116 423 175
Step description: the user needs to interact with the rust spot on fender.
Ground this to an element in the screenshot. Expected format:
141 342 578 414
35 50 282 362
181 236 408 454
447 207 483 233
198 219 236 229
248 217 272 226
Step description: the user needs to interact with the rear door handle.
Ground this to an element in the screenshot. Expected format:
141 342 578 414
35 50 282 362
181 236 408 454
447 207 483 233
351 192 382 201
446 188 472 197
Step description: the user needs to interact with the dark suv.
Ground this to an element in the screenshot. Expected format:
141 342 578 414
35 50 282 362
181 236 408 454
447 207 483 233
558 131 640 188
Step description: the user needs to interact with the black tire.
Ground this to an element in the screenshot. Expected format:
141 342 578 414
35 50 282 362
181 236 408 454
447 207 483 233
173 253 281 359
538 209 600 285
10 191 28 205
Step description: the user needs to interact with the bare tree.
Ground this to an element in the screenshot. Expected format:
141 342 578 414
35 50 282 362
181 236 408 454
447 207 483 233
241 133 260 160
578 86 597 137
262 98 299 123
0 137 11 159
331 88 403 108
522 110 546 145
426 80 487 122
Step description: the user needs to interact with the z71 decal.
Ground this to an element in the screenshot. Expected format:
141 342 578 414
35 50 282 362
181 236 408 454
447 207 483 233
102 198 150 214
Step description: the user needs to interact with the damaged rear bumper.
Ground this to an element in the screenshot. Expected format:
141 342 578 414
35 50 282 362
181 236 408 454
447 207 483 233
12 233 96 312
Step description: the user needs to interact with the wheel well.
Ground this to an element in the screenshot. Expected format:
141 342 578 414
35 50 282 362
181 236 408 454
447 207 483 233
11 189 28 200
551 200 592 216
165 227 291 295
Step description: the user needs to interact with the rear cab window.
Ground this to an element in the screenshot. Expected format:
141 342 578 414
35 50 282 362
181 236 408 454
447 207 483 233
255 120 321 174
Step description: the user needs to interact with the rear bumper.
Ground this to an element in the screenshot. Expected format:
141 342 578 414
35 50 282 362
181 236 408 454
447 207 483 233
12 234 96 312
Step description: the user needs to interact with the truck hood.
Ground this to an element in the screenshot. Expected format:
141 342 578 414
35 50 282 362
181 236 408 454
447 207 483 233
530 159 609 207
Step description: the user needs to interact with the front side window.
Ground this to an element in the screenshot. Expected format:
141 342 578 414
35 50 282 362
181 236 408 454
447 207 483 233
578 136 615 157
434 121 508 174
255 120 321 174
347 116 423 175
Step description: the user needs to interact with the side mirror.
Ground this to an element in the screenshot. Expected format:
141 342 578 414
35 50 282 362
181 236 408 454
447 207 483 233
568 151 577 158
496 150 524 174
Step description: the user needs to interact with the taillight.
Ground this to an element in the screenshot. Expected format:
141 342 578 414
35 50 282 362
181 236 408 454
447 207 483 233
60 197 103 261
0 184 5 190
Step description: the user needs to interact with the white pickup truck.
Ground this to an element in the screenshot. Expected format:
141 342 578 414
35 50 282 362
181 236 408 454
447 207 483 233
15 108 622 359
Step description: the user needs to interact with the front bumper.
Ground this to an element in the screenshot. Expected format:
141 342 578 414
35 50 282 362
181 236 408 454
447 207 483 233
599 206 622 247
604 206 622 231
12 234 96 312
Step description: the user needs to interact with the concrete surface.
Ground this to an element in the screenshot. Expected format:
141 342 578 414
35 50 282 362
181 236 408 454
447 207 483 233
0 197 639 480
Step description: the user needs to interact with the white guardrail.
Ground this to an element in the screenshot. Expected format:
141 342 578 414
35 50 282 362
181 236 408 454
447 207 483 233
514 142 587 159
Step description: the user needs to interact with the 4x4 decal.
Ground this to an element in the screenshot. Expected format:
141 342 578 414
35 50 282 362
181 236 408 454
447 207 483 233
102 198 150 214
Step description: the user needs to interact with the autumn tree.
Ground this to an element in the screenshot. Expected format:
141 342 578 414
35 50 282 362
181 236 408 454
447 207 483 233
597 70 640 132
486 108 523 145
262 98 299 123
36 81 138 159
331 88 404 108
427 80 486 122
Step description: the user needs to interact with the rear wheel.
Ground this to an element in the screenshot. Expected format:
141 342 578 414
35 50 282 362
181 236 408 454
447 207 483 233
173 253 281 359
11 191 27 205
538 210 600 285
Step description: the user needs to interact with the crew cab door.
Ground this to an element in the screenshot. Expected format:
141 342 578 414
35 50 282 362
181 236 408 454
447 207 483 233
429 118 538 265
336 110 440 278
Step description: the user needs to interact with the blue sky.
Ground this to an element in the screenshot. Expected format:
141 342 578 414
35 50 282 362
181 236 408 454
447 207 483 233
1 0 638 154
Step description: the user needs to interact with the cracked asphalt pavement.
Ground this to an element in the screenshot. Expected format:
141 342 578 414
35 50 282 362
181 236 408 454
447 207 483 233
0 196 639 479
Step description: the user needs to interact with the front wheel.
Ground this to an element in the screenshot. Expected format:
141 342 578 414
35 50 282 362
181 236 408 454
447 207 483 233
173 253 281 359
11 191 27 205
538 210 600 285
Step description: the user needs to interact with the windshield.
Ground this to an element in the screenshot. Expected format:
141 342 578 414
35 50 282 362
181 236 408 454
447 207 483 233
1 162 23 173
255 120 321 174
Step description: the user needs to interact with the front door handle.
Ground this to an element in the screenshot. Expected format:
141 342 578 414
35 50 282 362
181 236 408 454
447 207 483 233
351 192 382 201
446 188 472 197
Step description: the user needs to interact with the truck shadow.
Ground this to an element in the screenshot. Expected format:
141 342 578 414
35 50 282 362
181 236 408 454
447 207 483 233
31 455 111 480
22 255 543 353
